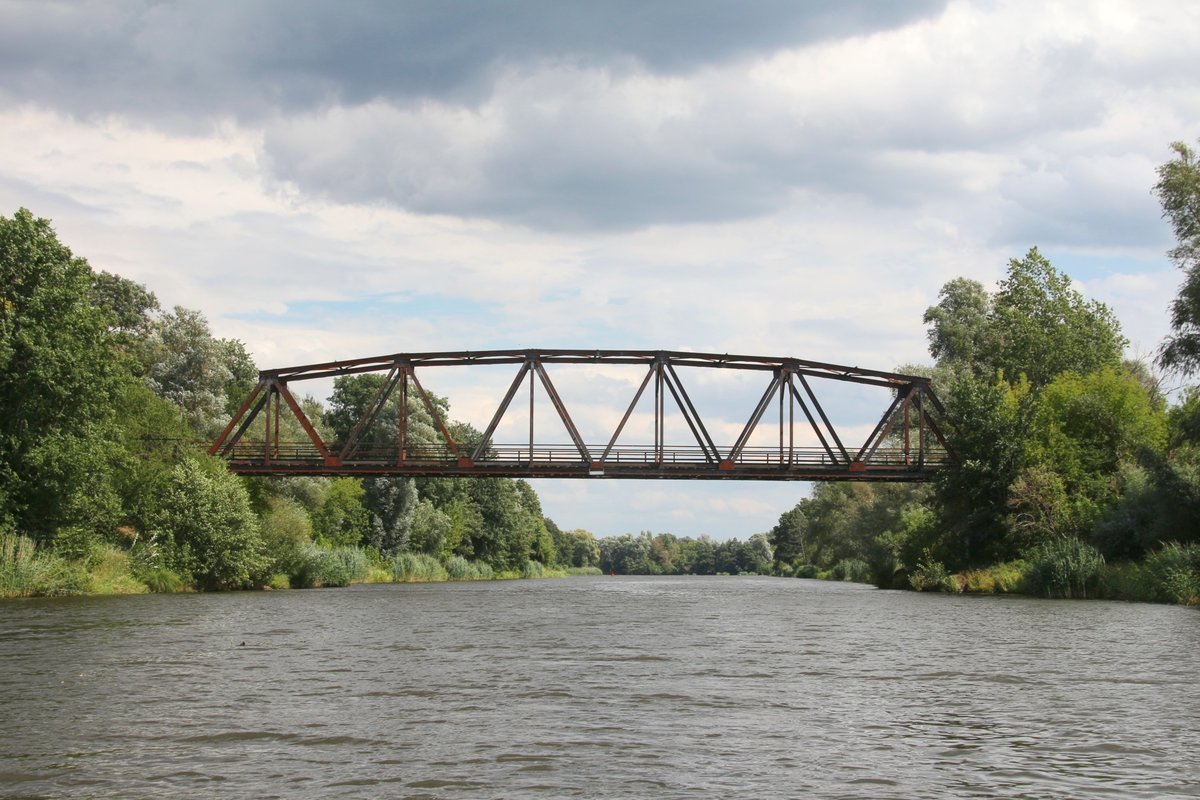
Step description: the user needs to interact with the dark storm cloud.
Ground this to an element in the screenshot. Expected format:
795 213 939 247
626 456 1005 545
0 0 946 119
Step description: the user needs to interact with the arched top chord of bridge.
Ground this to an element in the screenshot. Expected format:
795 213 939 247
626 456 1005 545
209 349 953 481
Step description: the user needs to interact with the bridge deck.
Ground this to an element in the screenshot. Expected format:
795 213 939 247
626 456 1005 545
225 443 946 480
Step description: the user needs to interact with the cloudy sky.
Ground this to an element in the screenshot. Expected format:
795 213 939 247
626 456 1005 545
2 0 1197 539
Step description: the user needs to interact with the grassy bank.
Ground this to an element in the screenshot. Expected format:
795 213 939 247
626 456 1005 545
1 533 596 599
782 540 1200 606
903 540 1200 605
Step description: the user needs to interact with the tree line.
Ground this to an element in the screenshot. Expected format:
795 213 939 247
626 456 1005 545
4 139 1199 601
0 208 604 595
764 140 1200 603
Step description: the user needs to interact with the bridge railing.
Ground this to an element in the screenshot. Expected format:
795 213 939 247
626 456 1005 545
225 441 949 469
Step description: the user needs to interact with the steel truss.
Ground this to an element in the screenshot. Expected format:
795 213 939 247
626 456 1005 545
209 349 953 480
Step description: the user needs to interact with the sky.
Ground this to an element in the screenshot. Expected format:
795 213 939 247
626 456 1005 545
1 0 1198 540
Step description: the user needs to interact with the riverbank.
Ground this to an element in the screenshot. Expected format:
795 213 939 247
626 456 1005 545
0 534 603 599
786 539 1200 606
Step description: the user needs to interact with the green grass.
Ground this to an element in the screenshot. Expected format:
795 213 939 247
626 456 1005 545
1023 538 1106 599
390 552 448 582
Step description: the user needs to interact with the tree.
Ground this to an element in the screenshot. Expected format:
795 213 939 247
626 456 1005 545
0 209 126 543
149 456 265 590
922 277 992 371
144 306 254 436
312 477 371 547
934 375 1033 567
924 249 1124 389
990 248 1125 388
1154 139 1200 375
363 476 418 555
768 506 807 570
409 498 454 555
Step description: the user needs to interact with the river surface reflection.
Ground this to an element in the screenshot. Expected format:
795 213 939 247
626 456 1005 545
2 576 1198 798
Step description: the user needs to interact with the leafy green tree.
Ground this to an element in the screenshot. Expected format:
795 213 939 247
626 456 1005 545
0 209 126 543
109 380 197 534
934 375 1034 567
149 456 265 590
990 248 1125 388
553 527 600 568
363 476 417 555
258 496 313 581
312 477 371 547
1154 139 1200 375
768 506 808 570
923 277 992 371
409 498 453 556
144 306 255 436
742 533 774 574
91 270 159 371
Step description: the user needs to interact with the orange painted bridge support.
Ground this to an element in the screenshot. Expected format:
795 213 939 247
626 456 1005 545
208 349 953 481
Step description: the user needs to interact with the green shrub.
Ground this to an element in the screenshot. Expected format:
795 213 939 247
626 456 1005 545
565 566 603 576
1143 543 1200 605
1023 538 1105 599
1099 561 1152 602
445 555 497 580
522 560 546 579
294 546 370 588
88 547 147 594
390 552 448 583
909 552 960 593
258 498 313 581
960 561 1027 594
829 559 871 583
140 567 186 593
960 569 996 593
792 563 819 579
266 573 291 590
1 533 93 597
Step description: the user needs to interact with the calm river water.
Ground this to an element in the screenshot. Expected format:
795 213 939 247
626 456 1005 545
1 576 1198 799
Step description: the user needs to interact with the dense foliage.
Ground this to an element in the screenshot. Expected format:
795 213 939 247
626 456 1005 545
0 208 596 596
764 142 1200 603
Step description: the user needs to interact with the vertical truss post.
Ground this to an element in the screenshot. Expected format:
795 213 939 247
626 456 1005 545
655 359 665 464
528 362 535 466
917 386 925 469
904 391 911 465
778 374 785 465
263 383 273 466
399 367 408 464
273 388 280 458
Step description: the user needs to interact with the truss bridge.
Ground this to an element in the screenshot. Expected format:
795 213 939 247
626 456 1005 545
209 349 952 481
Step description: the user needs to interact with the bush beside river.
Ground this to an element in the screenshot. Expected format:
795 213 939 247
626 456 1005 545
1 532 606 599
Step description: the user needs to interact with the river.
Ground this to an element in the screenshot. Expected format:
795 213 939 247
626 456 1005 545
1 576 1197 799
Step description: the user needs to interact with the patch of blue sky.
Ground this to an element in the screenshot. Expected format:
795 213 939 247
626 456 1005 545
1039 250 1170 284
227 292 492 323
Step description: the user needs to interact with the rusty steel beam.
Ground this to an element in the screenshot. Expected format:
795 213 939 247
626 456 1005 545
212 348 954 481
